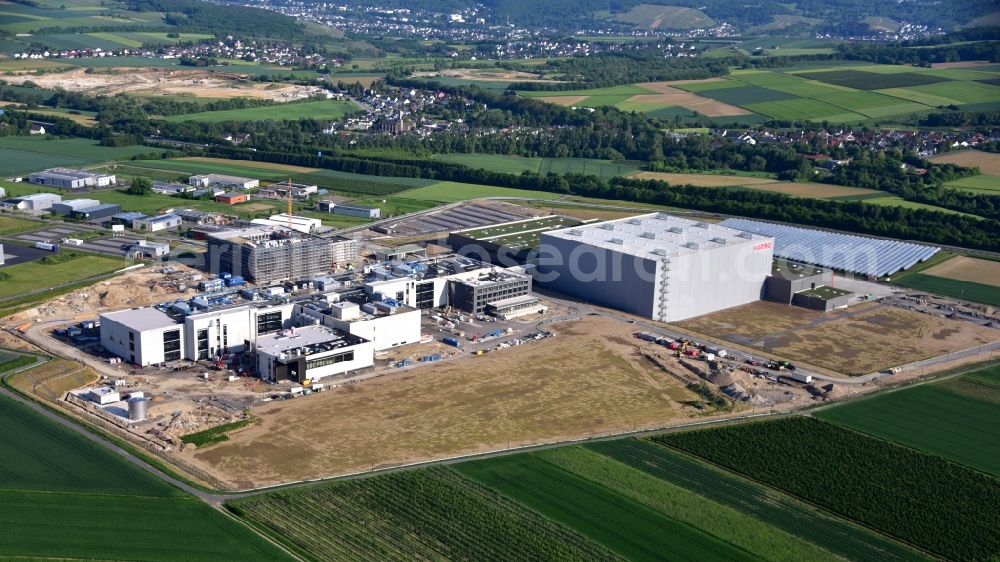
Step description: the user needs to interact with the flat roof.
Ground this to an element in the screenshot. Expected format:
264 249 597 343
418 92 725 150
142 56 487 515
799 285 853 299
456 215 582 241
141 213 181 223
101 307 179 331
487 294 539 308
255 325 367 356
194 174 257 183
771 259 827 281
32 168 104 180
543 213 769 260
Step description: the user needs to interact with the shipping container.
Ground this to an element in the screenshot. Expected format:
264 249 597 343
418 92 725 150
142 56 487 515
656 337 674 346
34 242 57 252
787 372 812 384
441 337 461 348
636 332 658 342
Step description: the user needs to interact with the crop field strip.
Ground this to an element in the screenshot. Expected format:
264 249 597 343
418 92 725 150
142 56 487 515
162 99 360 123
890 273 1000 307
816 365 1000 476
229 466 619 562
457 454 764 561
657 417 1000 562
586 439 929 562
524 446 843 562
0 391 291 560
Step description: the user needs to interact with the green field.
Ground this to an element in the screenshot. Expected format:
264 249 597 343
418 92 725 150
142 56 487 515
743 98 866 122
863 196 978 216
400 181 562 202
945 174 1000 194
456 453 759 561
901 81 1000 105
658 417 1000 562
0 216 41 236
228 466 617 562
522 446 843 562
431 154 641 178
163 100 360 123
0 390 292 561
588 440 928 562
890 272 1000 306
0 253 126 298
817 365 1000 476
0 137 166 176
519 84 654 98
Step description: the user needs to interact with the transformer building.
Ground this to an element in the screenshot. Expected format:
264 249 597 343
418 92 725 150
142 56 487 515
207 227 358 283
537 213 774 322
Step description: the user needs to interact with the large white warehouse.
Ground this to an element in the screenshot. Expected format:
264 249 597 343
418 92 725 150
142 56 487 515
537 213 774 322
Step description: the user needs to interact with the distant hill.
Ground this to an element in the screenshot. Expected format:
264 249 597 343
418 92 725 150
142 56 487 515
372 0 999 35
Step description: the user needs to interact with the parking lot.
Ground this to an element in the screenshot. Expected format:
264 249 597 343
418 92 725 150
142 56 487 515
11 223 147 257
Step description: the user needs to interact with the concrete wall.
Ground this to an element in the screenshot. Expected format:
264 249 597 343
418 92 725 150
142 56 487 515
100 316 181 366
536 234 658 318
321 308 422 351
663 241 772 322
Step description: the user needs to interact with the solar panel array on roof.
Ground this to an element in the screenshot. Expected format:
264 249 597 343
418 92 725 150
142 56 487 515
718 218 940 277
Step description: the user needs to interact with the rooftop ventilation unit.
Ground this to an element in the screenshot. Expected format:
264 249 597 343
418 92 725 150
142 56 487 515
651 248 668 256
694 222 710 228
736 231 753 239
684 242 700 250
598 223 615 230
567 229 582 236
627 218 643 225
609 237 624 245
668 226 684 234
711 237 727 245
639 232 657 239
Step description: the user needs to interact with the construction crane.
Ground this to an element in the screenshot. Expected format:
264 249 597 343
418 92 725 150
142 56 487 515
286 178 293 231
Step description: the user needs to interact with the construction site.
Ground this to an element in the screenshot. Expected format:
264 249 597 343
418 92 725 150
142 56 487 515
3 185 999 489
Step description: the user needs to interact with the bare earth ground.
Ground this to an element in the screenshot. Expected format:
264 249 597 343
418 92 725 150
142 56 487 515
678 301 999 375
181 316 710 488
539 95 590 107
631 82 751 116
632 171 779 187
928 150 1000 175
1 68 327 100
631 173 877 197
5 264 198 324
413 68 560 83
923 256 1000 287
746 181 880 198
178 157 319 174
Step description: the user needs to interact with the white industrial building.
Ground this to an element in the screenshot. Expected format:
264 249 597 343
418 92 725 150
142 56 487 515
133 213 182 232
537 213 774 322
258 182 318 200
255 325 374 382
4 192 61 211
297 300 422 351
51 199 100 215
189 174 259 190
317 200 381 219
249 214 322 234
29 168 115 189
99 292 414 381
124 240 171 259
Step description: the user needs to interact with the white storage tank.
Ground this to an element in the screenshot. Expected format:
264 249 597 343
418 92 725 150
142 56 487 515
127 396 148 421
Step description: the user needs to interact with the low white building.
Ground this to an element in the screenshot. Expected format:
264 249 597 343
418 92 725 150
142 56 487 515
189 174 259 190
296 300 422 351
124 240 171 259
5 192 62 211
88 386 121 405
29 168 115 189
248 214 322 234
51 199 100 215
133 213 182 232
255 325 374 382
